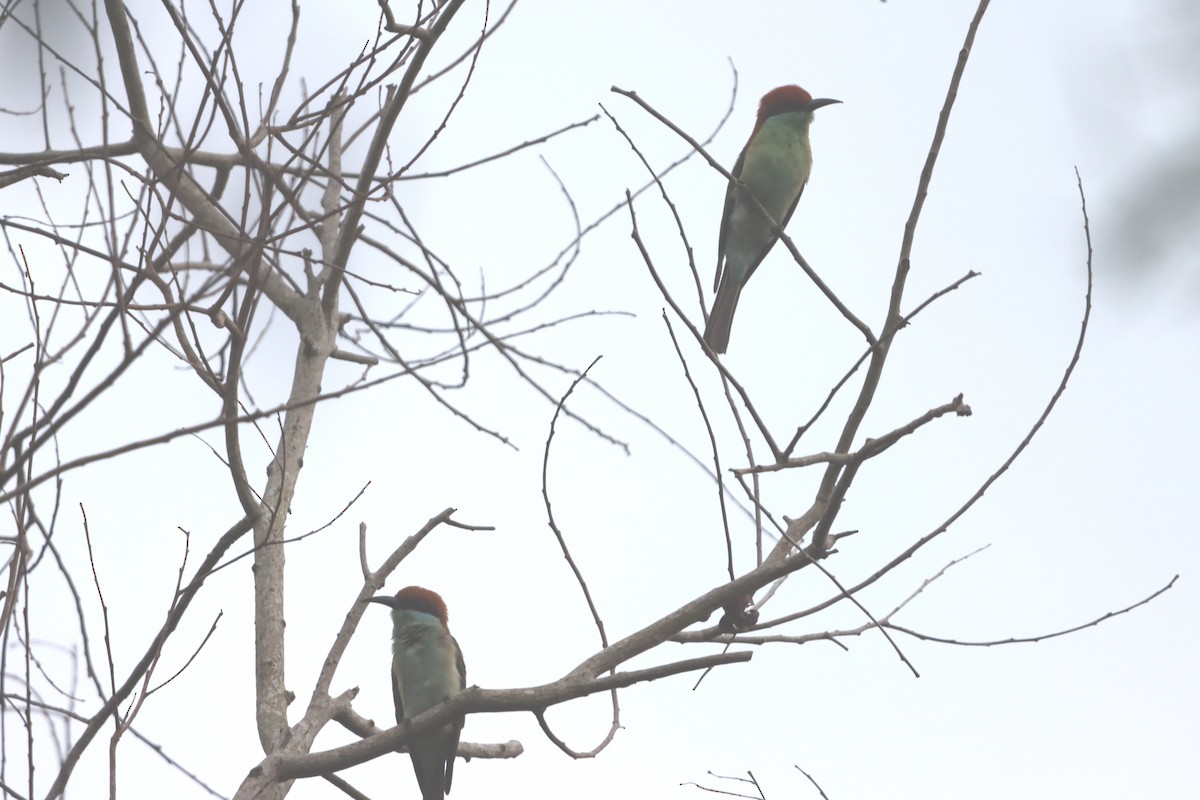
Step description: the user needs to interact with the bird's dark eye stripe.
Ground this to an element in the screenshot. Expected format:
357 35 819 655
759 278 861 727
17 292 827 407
767 101 810 117
402 599 437 616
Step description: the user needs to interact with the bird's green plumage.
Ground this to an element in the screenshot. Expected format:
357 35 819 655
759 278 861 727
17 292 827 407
720 112 814 281
373 593 466 800
704 86 838 354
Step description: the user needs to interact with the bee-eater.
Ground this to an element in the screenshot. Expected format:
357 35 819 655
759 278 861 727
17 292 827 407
703 85 841 354
369 586 466 800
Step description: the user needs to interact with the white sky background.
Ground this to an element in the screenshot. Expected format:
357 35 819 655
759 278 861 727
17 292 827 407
3 1 1198 798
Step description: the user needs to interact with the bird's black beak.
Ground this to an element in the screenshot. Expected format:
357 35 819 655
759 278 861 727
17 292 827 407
808 98 842 112
367 596 397 607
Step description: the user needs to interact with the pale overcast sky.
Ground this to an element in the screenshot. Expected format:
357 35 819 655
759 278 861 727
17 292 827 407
3 2 1197 799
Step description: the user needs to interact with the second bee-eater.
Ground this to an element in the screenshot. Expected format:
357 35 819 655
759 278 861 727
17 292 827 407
369 586 466 800
703 85 841 354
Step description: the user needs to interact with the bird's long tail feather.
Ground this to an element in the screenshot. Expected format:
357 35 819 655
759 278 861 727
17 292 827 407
703 269 744 354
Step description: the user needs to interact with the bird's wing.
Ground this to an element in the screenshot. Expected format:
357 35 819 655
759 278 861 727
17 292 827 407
390 661 405 725
445 636 467 793
740 177 808 284
713 143 750 293
777 179 808 241
454 636 466 689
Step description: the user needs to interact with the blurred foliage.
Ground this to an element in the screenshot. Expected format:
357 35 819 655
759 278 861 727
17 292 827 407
1107 0 1200 296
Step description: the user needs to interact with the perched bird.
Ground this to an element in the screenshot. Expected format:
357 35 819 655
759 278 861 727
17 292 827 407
369 586 466 800
703 85 841 354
